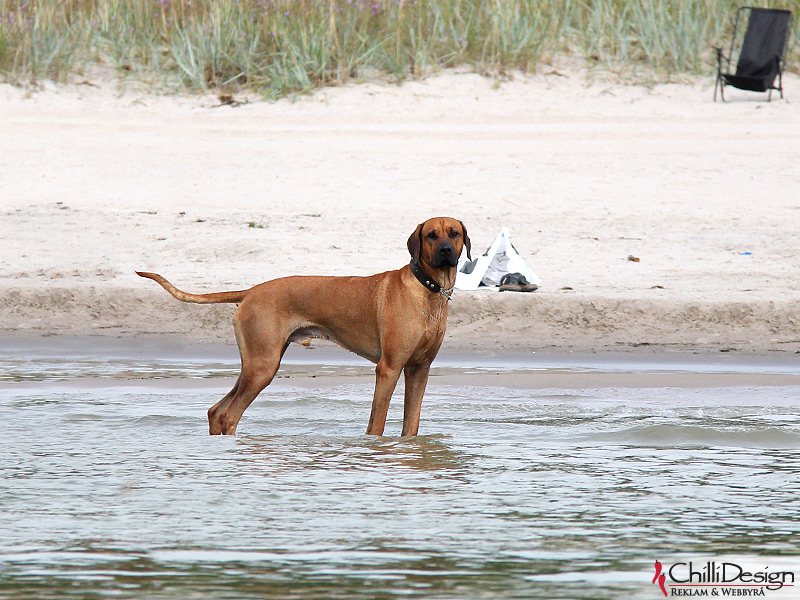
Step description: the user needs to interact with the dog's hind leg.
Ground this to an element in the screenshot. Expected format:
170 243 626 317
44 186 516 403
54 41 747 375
208 375 241 435
215 356 279 435
208 312 285 435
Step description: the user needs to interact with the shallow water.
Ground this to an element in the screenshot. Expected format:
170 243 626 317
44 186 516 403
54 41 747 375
1 343 799 599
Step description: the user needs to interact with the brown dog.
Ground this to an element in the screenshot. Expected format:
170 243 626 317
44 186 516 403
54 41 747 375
137 217 471 436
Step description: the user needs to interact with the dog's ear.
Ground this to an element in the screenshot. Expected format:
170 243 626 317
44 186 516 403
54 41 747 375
459 220 472 261
407 222 424 263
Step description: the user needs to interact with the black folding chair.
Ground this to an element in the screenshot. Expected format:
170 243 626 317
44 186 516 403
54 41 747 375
714 6 792 101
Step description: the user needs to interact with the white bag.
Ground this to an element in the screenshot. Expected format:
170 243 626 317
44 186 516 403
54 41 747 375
455 227 540 290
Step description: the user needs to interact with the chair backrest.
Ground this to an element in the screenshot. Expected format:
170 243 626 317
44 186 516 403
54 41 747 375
735 7 792 82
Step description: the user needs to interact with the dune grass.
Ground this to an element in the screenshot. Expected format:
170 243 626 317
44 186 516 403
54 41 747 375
1 0 798 96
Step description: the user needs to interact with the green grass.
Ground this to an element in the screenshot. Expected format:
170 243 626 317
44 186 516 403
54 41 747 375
1 0 798 96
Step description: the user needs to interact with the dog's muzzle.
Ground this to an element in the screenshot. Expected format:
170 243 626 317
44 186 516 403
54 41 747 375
432 242 458 269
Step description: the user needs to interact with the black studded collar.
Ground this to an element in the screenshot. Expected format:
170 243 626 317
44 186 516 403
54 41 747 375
409 261 454 300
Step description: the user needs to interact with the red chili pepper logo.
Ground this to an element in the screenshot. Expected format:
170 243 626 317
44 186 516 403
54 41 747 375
653 560 667 597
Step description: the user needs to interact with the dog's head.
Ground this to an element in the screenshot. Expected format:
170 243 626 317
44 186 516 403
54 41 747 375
407 217 471 270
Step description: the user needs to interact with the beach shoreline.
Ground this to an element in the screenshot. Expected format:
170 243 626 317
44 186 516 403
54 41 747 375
1 330 797 365
2 332 799 399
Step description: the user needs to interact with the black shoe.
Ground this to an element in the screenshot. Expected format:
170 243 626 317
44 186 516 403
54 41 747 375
499 273 538 292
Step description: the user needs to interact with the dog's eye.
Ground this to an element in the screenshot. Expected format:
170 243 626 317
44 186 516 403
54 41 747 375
449 230 461 239
426 232 438 240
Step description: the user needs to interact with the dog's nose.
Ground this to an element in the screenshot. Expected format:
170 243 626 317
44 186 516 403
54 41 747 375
437 243 454 256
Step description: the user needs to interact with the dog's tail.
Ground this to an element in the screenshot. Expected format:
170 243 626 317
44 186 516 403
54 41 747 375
136 271 248 304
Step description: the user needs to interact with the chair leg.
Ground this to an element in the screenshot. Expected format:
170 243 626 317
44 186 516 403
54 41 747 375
714 75 725 102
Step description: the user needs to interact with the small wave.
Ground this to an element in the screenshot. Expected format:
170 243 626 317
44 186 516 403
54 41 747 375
586 424 800 448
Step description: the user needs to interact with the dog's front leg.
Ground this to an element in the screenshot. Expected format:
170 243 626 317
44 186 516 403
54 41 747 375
366 359 403 435
401 362 431 437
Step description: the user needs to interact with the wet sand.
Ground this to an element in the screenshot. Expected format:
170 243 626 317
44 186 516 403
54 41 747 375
2 334 798 392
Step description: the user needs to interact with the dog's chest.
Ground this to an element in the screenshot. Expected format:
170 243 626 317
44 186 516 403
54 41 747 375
423 310 445 333
418 303 448 351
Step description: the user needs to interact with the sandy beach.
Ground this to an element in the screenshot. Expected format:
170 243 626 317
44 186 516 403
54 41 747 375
3 62 800 600
2 66 799 354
